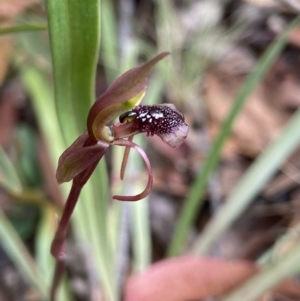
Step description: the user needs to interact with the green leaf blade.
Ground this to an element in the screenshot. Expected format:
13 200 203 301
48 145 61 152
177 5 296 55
46 0 100 143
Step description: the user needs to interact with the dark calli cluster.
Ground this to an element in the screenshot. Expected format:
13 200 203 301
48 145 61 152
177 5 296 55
115 104 188 148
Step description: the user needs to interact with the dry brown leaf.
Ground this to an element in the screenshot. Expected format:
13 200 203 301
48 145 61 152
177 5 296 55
0 81 21 147
243 0 300 12
154 168 188 197
205 69 285 157
0 0 40 18
242 0 277 7
124 256 258 301
0 36 13 85
265 58 300 109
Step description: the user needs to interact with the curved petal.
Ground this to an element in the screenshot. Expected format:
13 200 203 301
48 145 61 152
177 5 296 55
57 131 89 166
120 135 134 180
112 139 153 201
57 136 109 183
124 256 258 301
87 52 170 142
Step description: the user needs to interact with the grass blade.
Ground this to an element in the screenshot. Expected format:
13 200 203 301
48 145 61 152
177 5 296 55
221 241 300 301
130 198 151 271
192 107 300 254
127 135 152 272
0 24 47 35
101 0 119 81
0 206 48 298
0 146 22 194
20 66 65 168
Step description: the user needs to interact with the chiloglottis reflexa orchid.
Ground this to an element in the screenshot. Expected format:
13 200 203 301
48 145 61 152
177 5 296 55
50 53 189 300
56 52 189 201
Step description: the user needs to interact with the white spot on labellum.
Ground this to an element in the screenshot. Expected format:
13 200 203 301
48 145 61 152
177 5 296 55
153 112 164 119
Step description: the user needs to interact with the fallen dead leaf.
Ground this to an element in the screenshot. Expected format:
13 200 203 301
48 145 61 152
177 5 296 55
265 56 300 109
0 36 13 85
205 65 286 158
124 256 258 301
0 0 41 18
0 81 22 147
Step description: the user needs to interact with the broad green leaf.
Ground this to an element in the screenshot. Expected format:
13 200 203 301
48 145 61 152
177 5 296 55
46 0 100 144
45 1 116 300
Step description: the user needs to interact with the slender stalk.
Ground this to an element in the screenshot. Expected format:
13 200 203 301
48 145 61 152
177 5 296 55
50 260 65 301
120 135 134 179
50 161 99 301
50 183 81 260
112 139 153 201
50 182 82 301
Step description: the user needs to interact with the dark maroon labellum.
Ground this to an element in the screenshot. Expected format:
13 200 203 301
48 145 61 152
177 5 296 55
131 105 185 136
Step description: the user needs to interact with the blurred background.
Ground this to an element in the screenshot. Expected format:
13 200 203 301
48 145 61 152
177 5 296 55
1 0 300 300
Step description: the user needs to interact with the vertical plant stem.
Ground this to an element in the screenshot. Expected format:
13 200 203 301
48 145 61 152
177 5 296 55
50 182 82 300
50 161 99 300
50 260 66 301
50 183 81 259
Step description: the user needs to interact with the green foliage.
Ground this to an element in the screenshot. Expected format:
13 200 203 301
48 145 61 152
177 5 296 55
0 24 46 35
0 147 22 194
0 1 299 301
45 0 100 142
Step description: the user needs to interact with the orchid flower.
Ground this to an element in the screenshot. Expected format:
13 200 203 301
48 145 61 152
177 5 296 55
50 52 189 301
